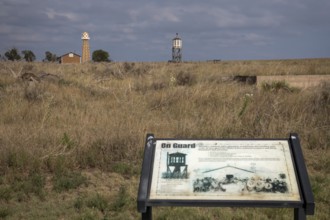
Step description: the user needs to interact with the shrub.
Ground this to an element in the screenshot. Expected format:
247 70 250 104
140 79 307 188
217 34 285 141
8 172 45 199
58 78 72 87
131 64 150 77
23 83 45 102
86 193 109 213
261 80 299 93
110 186 129 211
0 207 11 218
176 71 196 86
151 80 167 90
61 132 75 150
312 82 330 108
0 186 12 201
74 196 84 211
29 173 46 197
5 150 32 171
123 62 135 73
53 172 88 192
112 162 138 176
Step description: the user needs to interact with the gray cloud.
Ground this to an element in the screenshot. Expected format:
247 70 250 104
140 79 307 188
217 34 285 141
0 0 329 61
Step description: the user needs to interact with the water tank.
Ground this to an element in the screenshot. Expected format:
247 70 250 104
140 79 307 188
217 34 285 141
172 33 182 49
81 32 90 40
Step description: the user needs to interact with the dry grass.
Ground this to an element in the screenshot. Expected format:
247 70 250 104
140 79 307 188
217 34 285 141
0 59 329 219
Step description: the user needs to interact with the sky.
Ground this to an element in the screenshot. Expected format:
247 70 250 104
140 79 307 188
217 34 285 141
0 0 329 62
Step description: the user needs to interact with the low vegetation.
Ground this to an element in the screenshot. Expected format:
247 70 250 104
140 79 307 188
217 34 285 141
0 59 329 219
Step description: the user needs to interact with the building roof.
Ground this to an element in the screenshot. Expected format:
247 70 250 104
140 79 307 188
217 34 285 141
59 52 81 58
169 152 187 156
203 165 254 174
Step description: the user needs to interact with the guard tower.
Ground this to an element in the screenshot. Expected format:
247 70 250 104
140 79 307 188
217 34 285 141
172 33 182 62
167 152 188 178
81 32 90 63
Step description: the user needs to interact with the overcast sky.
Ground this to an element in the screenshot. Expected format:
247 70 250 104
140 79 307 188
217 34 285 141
1 0 329 61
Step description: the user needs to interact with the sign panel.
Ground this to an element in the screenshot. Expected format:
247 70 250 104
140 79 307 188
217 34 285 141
150 140 301 201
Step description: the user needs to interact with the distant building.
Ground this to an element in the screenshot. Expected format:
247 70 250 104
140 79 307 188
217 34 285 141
59 52 81 64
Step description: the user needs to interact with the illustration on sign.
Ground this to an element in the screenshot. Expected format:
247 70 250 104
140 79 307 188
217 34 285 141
150 140 301 201
193 167 288 193
162 152 189 179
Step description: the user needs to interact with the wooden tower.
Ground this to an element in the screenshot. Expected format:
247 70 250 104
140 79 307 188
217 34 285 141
81 32 90 63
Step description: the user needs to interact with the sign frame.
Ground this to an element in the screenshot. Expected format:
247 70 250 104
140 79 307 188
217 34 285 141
137 133 315 220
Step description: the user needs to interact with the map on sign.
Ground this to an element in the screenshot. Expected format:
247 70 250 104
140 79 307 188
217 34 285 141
149 140 301 201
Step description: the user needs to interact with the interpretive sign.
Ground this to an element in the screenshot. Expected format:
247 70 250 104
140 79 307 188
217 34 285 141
150 140 300 201
137 134 315 220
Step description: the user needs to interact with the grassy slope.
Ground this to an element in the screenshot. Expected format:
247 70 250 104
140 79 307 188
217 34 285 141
0 59 329 219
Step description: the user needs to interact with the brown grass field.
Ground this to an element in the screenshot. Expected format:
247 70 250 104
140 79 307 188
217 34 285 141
0 59 329 219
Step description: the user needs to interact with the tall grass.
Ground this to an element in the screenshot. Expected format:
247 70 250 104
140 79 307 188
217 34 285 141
0 59 329 219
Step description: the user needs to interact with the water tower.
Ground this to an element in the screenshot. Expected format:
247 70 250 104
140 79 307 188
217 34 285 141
172 33 182 62
81 32 90 63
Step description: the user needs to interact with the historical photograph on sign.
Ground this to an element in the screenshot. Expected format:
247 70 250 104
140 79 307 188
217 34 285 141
149 140 301 201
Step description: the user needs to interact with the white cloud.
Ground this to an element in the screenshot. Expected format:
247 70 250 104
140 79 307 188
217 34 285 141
242 33 270 46
151 7 180 23
12 32 45 43
44 8 78 21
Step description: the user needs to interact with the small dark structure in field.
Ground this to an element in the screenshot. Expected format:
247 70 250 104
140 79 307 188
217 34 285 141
233 75 257 85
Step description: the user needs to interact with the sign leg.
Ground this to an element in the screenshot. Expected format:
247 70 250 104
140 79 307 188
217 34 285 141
294 208 306 220
142 206 152 220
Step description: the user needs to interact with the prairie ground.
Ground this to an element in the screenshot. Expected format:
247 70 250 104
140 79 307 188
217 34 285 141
0 59 329 219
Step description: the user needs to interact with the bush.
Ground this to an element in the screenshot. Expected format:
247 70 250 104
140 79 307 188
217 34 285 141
112 162 139 176
110 186 129 211
0 207 11 218
7 172 46 200
86 193 109 213
123 62 135 73
5 150 32 171
23 83 45 102
261 81 299 93
312 82 330 107
53 172 88 192
0 186 12 201
176 71 196 86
